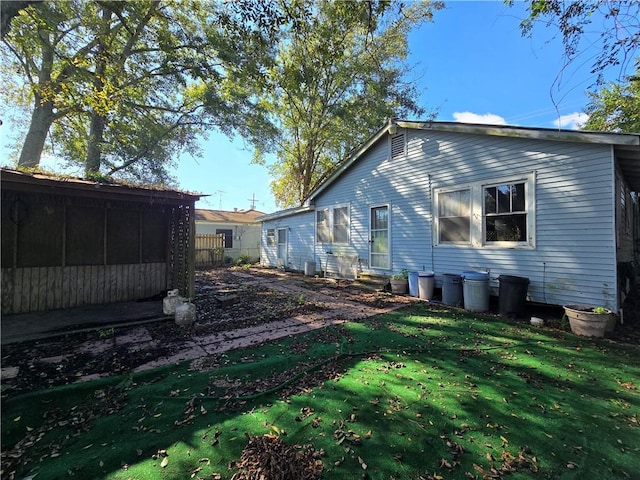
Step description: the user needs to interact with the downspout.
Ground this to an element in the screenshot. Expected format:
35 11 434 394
429 174 435 272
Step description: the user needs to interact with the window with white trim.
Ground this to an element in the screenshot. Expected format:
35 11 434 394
437 189 471 243
266 229 276 246
316 204 350 244
483 182 527 242
435 173 535 248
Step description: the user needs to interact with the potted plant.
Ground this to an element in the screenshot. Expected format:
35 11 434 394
389 270 409 295
563 305 617 337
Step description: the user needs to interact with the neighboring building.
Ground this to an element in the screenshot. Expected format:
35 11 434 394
195 208 265 262
1 168 201 315
260 120 640 312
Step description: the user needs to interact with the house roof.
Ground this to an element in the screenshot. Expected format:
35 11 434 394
256 205 314 222
308 120 640 199
195 208 266 224
1 168 202 204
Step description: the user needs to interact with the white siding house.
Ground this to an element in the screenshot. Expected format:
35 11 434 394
195 209 265 261
259 121 640 311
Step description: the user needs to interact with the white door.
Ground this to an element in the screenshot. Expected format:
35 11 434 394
277 228 287 268
369 205 389 269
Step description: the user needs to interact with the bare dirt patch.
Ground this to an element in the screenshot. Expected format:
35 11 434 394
0 267 408 396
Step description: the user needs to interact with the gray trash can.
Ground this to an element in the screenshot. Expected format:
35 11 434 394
408 271 419 297
442 273 463 306
498 275 530 316
462 271 489 312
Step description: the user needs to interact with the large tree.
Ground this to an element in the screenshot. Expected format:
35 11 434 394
513 0 640 85
250 0 443 207
583 64 640 133
1 0 281 182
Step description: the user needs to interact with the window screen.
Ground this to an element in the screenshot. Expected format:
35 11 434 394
65 205 104 266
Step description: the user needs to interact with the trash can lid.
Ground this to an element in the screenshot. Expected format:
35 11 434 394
443 273 461 278
418 271 434 277
462 270 489 280
498 275 530 284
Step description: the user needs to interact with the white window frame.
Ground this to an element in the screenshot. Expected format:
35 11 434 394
434 186 472 245
482 179 529 247
316 204 350 245
266 228 276 246
434 173 535 249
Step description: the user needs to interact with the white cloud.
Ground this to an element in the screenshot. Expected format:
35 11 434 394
553 112 589 130
452 111 507 125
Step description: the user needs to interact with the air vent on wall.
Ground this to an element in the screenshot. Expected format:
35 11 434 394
390 133 406 159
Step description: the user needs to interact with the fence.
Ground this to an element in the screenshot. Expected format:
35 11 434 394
194 233 225 267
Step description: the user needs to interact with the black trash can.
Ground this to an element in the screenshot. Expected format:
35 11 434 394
498 275 530 316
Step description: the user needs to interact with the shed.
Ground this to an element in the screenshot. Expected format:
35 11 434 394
1 169 201 315
259 121 640 312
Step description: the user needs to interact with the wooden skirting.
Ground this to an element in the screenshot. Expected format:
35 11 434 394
1 263 167 315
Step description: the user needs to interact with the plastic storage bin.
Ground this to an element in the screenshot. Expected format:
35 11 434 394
408 271 419 297
498 275 530 317
442 273 463 306
418 271 435 300
462 271 489 312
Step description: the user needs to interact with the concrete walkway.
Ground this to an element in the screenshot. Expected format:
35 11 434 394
1 271 409 385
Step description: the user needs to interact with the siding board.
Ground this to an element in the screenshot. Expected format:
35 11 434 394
309 129 619 309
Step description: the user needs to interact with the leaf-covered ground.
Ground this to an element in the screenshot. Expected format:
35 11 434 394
0 267 414 395
2 297 639 480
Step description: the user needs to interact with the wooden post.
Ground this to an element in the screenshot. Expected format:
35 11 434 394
187 201 196 299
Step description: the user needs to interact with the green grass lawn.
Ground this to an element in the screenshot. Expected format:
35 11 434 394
2 303 639 479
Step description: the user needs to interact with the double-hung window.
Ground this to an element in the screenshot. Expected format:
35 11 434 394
483 182 527 243
316 204 350 245
435 174 534 248
266 229 276 246
437 189 471 243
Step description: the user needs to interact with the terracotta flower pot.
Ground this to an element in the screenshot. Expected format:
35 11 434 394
563 305 616 337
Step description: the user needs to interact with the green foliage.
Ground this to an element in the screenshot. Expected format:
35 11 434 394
583 65 640 133
592 306 611 314
1 0 283 182
235 253 253 266
251 0 443 207
391 269 409 280
512 0 639 85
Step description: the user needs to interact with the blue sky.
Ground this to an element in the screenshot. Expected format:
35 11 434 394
180 1 626 214
1 1 632 214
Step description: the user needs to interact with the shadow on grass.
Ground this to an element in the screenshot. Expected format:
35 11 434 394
2 304 639 479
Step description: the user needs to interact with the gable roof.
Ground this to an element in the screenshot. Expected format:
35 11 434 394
308 120 640 200
195 208 266 224
1 168 201 204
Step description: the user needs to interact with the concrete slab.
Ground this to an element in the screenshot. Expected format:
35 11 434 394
1 366 19 379
114 326 154 346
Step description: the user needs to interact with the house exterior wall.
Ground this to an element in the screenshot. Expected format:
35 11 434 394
311 128 619 310
195 221 261 261
261 212 315 271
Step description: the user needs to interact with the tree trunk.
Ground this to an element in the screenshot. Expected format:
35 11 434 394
17 94 54 168
85 113 106 177
84 6 111 178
